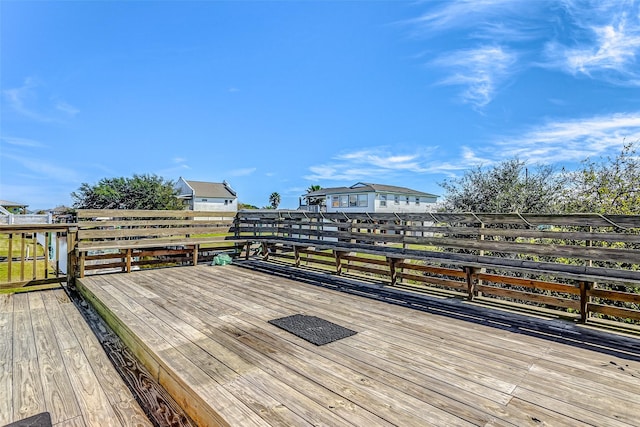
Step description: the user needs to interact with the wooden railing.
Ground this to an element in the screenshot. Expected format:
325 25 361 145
74 209 245 277
7 209 639 328
236 211 640 326
0 224 75 292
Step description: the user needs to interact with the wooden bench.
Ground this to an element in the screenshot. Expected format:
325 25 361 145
75 209 250 277
236 211 640 324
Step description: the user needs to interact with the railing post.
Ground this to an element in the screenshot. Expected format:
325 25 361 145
192 244 199 267
67 226 78 284
127 248 133 272
334 250 344 275
465 266 477 300
388 257 400 286
294 246 301 268
579 281 591 323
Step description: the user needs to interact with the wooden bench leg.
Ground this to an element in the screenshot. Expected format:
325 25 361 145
465 267 477 300
193 244 199 266
126 249 132 273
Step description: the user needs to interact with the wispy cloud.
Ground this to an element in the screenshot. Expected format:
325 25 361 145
408 0 640 107
0 136 45 148
305 147 453 181
3 77 80 121
496 112 640 164
433 45 517 108
544 3 640 84
1 152 82 183
229 167 257 177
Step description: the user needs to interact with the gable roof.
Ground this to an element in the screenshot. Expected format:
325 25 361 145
183 180 237 198
305 182 438 198
0 199 28 207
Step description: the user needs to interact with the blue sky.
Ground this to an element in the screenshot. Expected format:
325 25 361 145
2 0 640 210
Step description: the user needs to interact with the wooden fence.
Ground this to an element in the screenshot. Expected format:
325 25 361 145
0 224 75 292
236 211 640 326
3 210 640 328
74 209 244 276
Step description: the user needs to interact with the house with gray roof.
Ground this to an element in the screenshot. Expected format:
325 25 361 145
176 178 238 212
300 182 438 213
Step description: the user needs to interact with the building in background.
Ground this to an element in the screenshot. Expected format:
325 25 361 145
300 182 438 213
175 178 238 212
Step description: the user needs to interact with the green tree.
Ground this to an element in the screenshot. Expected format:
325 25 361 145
268 192 281 209
71 174 183 210
439 159 564 213
560 142 640 214
238 202 259 210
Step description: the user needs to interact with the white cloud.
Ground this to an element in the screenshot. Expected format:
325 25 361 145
1 153 82 183
0 136 45 148
305 147 448 181
229 167 257 177
495 112 640 164
543 1 640 84
433 45 517 108
2 77 79 121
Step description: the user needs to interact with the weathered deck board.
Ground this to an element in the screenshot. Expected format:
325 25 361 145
2 289 152 427
76 264 640 426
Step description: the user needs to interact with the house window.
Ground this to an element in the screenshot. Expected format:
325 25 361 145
224 200 229 205
340 195 348 207
394 195 400 205
202 198 208 202
349 194 358 207
357 194 368 207
380 194 387 207
415 197 420 205
405 196 410 205
332 196 340 208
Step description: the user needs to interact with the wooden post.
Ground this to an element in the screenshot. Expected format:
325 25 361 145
31 233 37 280
477 223 485 296
67 227 77 283
245 241 251 260
465 266 476 300
7 233 12 283
334 250 344 275
192 244 199 266
262 242 269 261
294 246 301 268
388 257 399 286
20 233 25 281
126 248 132 273
579 281 591 323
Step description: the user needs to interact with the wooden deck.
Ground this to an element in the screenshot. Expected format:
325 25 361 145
0 288 151 427
76 263 640 427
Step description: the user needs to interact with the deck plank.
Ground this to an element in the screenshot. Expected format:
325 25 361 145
12 293 46 422
29 292 83 424
77 264 640 427
5 289 153 427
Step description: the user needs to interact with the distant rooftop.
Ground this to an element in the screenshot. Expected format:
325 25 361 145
305 182 438 198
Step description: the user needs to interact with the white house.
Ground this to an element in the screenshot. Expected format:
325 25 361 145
300 182 438 213
175 178 238 212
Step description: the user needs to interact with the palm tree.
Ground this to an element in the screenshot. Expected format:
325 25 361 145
269 192 281 209
306 185 323 206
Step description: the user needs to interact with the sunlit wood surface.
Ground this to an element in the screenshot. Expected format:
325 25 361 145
77 264 640 427
0 289 151 427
